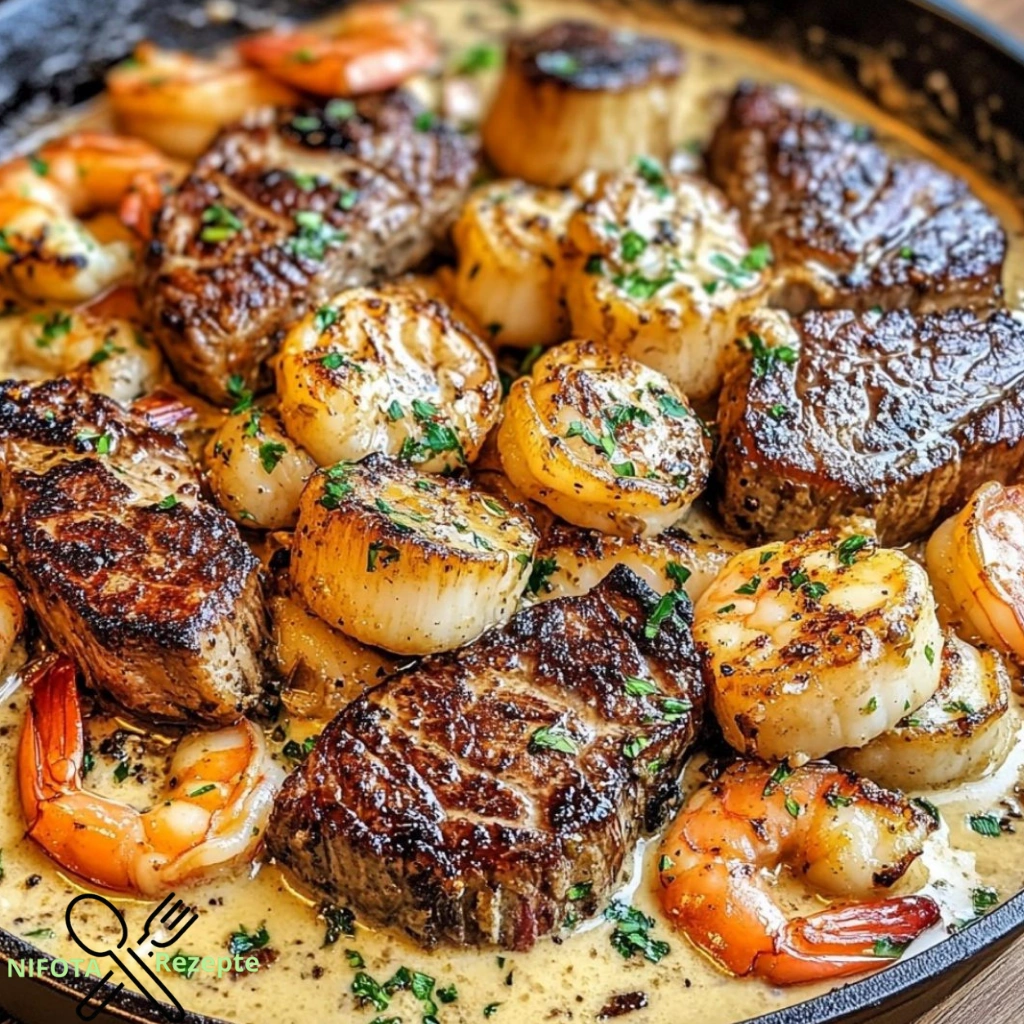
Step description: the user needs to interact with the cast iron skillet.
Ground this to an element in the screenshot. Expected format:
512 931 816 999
0 0 1022 1021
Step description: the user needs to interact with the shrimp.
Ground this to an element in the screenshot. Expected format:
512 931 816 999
237 2 438 96
18 655 284 895
0 287 164 405
107 43 298 160
926 481 1024 661
0 134 179 301
657 760 941 986
694 530 943 762
839 632 1014 790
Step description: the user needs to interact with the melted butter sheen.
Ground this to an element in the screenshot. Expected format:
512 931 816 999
2 1 1024 1022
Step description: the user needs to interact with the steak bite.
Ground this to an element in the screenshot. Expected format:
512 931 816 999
715 308 1024 545
267 565 704 951
707 83 1006 314
142 91 478 404
0 378 264 724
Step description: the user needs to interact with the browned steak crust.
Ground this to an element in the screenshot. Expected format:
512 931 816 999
267 565 704 951
707 83 1005 313
716 309 1024 545
0 379 264 724
142 91 478 403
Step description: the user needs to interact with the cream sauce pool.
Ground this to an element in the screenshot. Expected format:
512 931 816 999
2 1 1024 1022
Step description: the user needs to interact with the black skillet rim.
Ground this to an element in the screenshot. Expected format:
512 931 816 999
0 0 1023 1021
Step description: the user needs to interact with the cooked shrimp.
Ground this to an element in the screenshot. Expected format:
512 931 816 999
451 180 576 349
205 406 317 530
0 287 164 404
658 760 941 986
926 481 1024 661
562 164 770 400
107 43 298 159
0 134 178 301
498 339 712 538
18 655 284 895
839 632 1013 790
237 2 438 96
275 282 501 472
0 575 26 669
694 530 943 762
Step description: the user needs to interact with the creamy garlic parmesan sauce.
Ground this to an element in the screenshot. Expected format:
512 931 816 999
2 2 1023 1023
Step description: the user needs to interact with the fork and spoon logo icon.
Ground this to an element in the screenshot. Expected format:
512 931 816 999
65 891 198 1022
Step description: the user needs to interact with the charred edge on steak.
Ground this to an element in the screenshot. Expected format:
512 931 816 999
267 564 704 951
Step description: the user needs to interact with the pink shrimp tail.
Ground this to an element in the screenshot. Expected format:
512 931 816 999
18 655 84 824
755 895 942 986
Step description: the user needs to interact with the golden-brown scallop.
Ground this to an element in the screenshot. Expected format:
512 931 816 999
204 406 317 530
563 165 771 400
497 339 712 538
290 454 539 655
483 21 683 187
451 180 576 349
838 633 1013 790
275 282 501 472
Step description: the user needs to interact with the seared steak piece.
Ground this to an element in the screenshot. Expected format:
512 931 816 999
0 378 264 724
267 565 704 951
716 308 1024 545
707 83 1005 313
143 91 478 404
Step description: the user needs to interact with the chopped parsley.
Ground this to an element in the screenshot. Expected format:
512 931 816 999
258 440 287 474
620 230 648 262
28 153 48 177
281 736 317 762
529 724 578 756
604 901 670 963
635 155 670 199
566 881 593 902
413 111 438 132
657 394 689 418
535 50 580 77
837 534 869 566
862 696 879 715
742 331 798 377
968 813 1003 838
227 923 270 957
624 676 659 698
324 98 356 121
367 541 401 572
872 938 909 959
762 760 792 797
318 463 354 510
34 310 72 348
527 556 558 595
785 796 802 818
313 306 338 333
286 210 347 261
188 784 216 798
199 204 243 243
321 904 356 946
321 350 363 373
612 270 675 300
925 643 936 666
226 374 254 415
735 575 761 596
113 760 130 783
87 335 125 366
704 243 772 293
622 736 650 760
456 43 502 74
972 887 999 915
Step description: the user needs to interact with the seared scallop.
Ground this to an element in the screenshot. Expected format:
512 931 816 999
839 633 1013 790
204 405 317 530
483 20 684 187
563 165 770 400
290 454 539 655
498 339 712 538
275 282 501 472
451 179 576 349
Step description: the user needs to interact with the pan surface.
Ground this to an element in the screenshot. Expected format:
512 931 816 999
0 1 1022 1022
